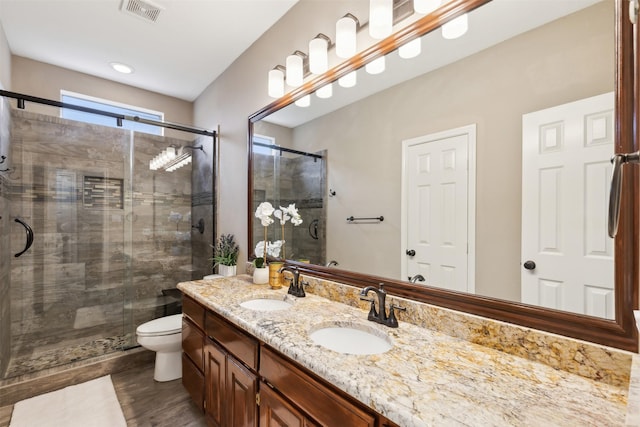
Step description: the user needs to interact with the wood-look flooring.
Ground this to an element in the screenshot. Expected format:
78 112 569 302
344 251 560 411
0 361 206 427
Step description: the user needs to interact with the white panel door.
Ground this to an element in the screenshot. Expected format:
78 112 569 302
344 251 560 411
402 125 475 293
521 92 614 318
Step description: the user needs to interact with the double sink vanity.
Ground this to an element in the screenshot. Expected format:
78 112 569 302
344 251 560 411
178 273 633 426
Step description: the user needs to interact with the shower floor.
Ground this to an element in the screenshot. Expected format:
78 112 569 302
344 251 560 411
4 334 132 379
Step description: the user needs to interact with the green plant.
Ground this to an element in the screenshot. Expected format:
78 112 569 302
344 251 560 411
211 234 239 267
253 257 265 268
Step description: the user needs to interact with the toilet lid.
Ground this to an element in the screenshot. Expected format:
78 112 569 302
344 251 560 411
136 314 182 337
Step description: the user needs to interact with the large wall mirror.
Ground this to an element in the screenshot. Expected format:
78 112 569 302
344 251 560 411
248 0 638 351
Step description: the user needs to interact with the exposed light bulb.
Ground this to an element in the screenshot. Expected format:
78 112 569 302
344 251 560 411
309 35 329 75
336 15 357 58
286 54 304 87
442 14 468 40
338 71 357 88
369 0 393 39
316 83 333 99
413 0 441 14
268 68 285 98
365 56 385 75
399 38 421 59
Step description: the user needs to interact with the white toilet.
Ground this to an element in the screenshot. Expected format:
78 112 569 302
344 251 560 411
136 314 183 382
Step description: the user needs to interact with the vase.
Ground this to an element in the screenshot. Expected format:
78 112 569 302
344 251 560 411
253 267 269 284
218 264 237 277
268 262 284 289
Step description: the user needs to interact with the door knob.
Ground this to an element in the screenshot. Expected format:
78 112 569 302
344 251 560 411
406 249 416 257
523 260 536 270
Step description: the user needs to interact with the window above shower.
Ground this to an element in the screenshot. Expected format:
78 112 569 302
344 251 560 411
60 90 164 136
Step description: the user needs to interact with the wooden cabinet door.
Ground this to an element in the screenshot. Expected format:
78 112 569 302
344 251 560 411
226 357 258 427
205 339 227 427
259 385 306 427
182 353 204 412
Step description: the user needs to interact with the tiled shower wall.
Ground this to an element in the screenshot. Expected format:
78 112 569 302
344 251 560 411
6 109 208 377
0 97 10 377
252 152 326 264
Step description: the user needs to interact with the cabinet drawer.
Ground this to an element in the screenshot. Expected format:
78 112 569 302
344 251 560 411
205 311 259 371
260 346 375 427
182 353 204 412
182 318 204 372
183 295 205 329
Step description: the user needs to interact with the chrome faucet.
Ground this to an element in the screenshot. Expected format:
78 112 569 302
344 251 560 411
278 265 306 297
409 274 425 283
325 260 339 267
359 283 405 328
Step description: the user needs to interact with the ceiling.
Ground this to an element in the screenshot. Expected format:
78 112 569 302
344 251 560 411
0 0 299 101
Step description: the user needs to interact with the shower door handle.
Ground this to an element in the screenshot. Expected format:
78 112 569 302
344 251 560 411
14 218 34 257
608 151 640 238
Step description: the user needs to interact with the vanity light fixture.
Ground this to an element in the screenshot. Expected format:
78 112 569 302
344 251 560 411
398 37 421 59
338 70 357 88
316 83 333 99
268 66 285 98
365 56 386 74
286 51 307 87
336 14 359 59
295 94 311 107
309 34 331 75
442 13 469 39
110 61 134 74
413 0 441 14
369 0 394 39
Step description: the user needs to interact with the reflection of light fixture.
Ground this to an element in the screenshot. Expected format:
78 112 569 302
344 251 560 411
365 56 385 74
295 95 311 107
268 66 285 98
369 0 393 39
309 34 331 74
316 83 333 99
150 147 176 170
286 51 307 87
442 14 468 39
338 71 357 88
110 62 134 74
336 14 358 58
150 145 202 172
398 38 421 59
413 0 441 14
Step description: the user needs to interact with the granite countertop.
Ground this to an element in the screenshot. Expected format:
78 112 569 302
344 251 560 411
178 276 628 427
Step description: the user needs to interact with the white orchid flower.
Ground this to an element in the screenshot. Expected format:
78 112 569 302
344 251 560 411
275 207 291 225
285 204 303 226
255 202 275 227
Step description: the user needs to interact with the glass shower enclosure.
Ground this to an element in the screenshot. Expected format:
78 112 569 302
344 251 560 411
0 94 214 382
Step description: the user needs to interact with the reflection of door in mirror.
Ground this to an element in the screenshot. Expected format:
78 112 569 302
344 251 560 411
521 92 614 319
252 127 327 264
402 124 476 294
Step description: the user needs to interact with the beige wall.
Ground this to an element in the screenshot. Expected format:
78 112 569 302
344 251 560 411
10 56 194 140
0 21 11 90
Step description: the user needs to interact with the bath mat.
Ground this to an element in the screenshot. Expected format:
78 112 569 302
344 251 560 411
9 375 127 427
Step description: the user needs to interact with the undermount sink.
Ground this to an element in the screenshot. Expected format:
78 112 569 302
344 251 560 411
240 298 293 311
309 323 392 355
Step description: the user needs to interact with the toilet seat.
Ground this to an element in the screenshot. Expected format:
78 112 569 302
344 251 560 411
136 314 182 337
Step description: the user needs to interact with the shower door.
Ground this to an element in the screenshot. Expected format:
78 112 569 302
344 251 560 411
5 110 134 380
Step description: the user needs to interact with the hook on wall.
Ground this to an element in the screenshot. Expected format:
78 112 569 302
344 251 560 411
192 218 205 234
329 189 336 197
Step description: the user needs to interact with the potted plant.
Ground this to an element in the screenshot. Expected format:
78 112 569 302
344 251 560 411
211 234 239 277
252 257 269 284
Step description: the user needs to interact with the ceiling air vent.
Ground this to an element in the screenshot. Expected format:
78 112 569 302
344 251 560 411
120 0 164 23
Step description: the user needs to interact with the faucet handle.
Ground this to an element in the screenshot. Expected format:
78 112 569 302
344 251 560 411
387 304 406 328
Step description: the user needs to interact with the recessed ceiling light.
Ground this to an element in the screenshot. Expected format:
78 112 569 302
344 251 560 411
110 62 134 74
